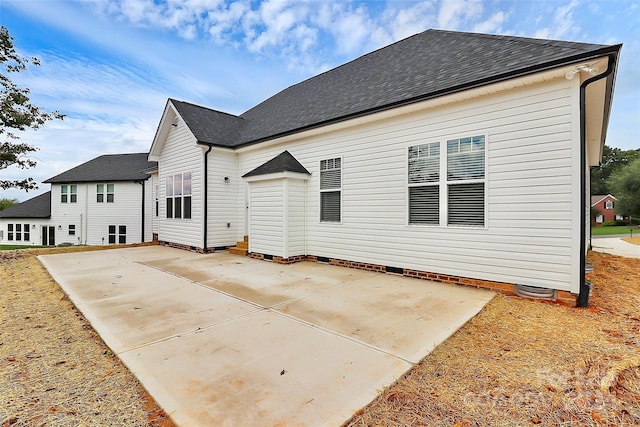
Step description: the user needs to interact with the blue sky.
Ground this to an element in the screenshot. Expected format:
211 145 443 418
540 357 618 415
1 0 639 202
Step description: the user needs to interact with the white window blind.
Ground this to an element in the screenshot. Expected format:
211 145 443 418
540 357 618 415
447 136 485 181
408 142 439 184
448 183 485 226
409 186 439 224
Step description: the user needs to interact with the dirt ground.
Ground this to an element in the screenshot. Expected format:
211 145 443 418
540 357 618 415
2 246 639 426
346 251 640 426
0 246 174 427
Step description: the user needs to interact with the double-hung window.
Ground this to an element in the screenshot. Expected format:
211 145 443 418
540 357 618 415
408 135 486 227
23 224 30 241
166 172 192 219
408 142 440 224
97 184 114 203
320 158 341 222
61 184 77 203
7 224 14 241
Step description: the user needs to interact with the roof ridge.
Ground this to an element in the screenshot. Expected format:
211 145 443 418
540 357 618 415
171 98 245 121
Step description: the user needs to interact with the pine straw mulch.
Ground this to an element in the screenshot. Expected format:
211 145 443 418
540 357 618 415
0 246 174 427
346 251 640 427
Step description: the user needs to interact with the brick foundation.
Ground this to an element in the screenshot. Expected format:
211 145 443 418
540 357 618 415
159 240 221 254
247 251 577 307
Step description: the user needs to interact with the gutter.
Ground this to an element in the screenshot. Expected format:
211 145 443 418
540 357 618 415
203 144 214 251
577 53 618 308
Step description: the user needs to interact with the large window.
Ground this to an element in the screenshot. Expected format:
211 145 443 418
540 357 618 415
97 184 114 203
320 158 341 222
108 225 126 244
166 172 192 219
408 135 486 227
61 184 77 203
6 223 29 241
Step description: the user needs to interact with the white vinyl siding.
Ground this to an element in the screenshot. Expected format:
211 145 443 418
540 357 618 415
156 117 203 248
45 181 146 246
207 149 239 248
248 180 284 256
237 76 580 292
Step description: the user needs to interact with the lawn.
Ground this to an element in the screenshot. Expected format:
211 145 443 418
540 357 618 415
591 225 639 236
0 244 50 250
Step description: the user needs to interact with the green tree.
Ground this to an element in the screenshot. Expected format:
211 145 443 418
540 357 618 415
0 26 64 191
0 197 17 210
608 157 640 219
590 145 640 195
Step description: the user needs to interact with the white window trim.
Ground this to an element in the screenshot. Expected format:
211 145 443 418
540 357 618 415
406 133 488 229
319 157 343 224
165 172 193 220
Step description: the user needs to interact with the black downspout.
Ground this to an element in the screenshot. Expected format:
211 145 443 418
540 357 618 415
578 54 617 308
135 180 145 243
203 145 213 251
141 180 145 242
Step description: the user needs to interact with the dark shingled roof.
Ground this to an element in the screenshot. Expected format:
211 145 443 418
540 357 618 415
44 153 157 183
174 29 619 148
0 191 51 218
243 150 311 178
170 100 246 148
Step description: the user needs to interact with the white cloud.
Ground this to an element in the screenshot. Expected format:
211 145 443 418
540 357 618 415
473 11 507 33
437 0 483 29
533 0 580 40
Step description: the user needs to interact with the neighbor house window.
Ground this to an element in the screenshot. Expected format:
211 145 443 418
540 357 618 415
61 184 77 203
408 135 486 227
320 158 341 222
15 224 22 241
7 224 13 241
166 172 192 219
108 225 126 244
605 200 614 210
97 184 115 203
23 224 30 241
69 224 76 236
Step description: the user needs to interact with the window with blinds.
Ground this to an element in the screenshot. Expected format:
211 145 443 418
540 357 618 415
447 136 485 226
320 158 341 222
408 142 439 224
408 135 486 227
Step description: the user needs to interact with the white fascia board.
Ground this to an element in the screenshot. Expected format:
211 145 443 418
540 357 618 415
243 171 311 182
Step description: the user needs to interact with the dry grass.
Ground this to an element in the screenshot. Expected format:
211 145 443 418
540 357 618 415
346 251 640 426
622 237 640 246
0 246 173 427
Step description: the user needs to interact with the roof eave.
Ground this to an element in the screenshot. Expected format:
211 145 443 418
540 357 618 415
235 44 622 149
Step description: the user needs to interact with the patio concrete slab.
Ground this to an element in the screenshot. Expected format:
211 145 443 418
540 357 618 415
591 237 640 258
39 246 494 427
121 309 410 427
276 272 493 363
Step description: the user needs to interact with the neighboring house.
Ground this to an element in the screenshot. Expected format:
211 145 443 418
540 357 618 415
0 153 157 246
148 29 621 307
591 194 622 224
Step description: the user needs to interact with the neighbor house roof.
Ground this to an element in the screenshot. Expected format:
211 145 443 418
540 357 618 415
243 150 311 178
44 153 157 183
0 191 51 219
173 29 620 148
591 194 617 207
